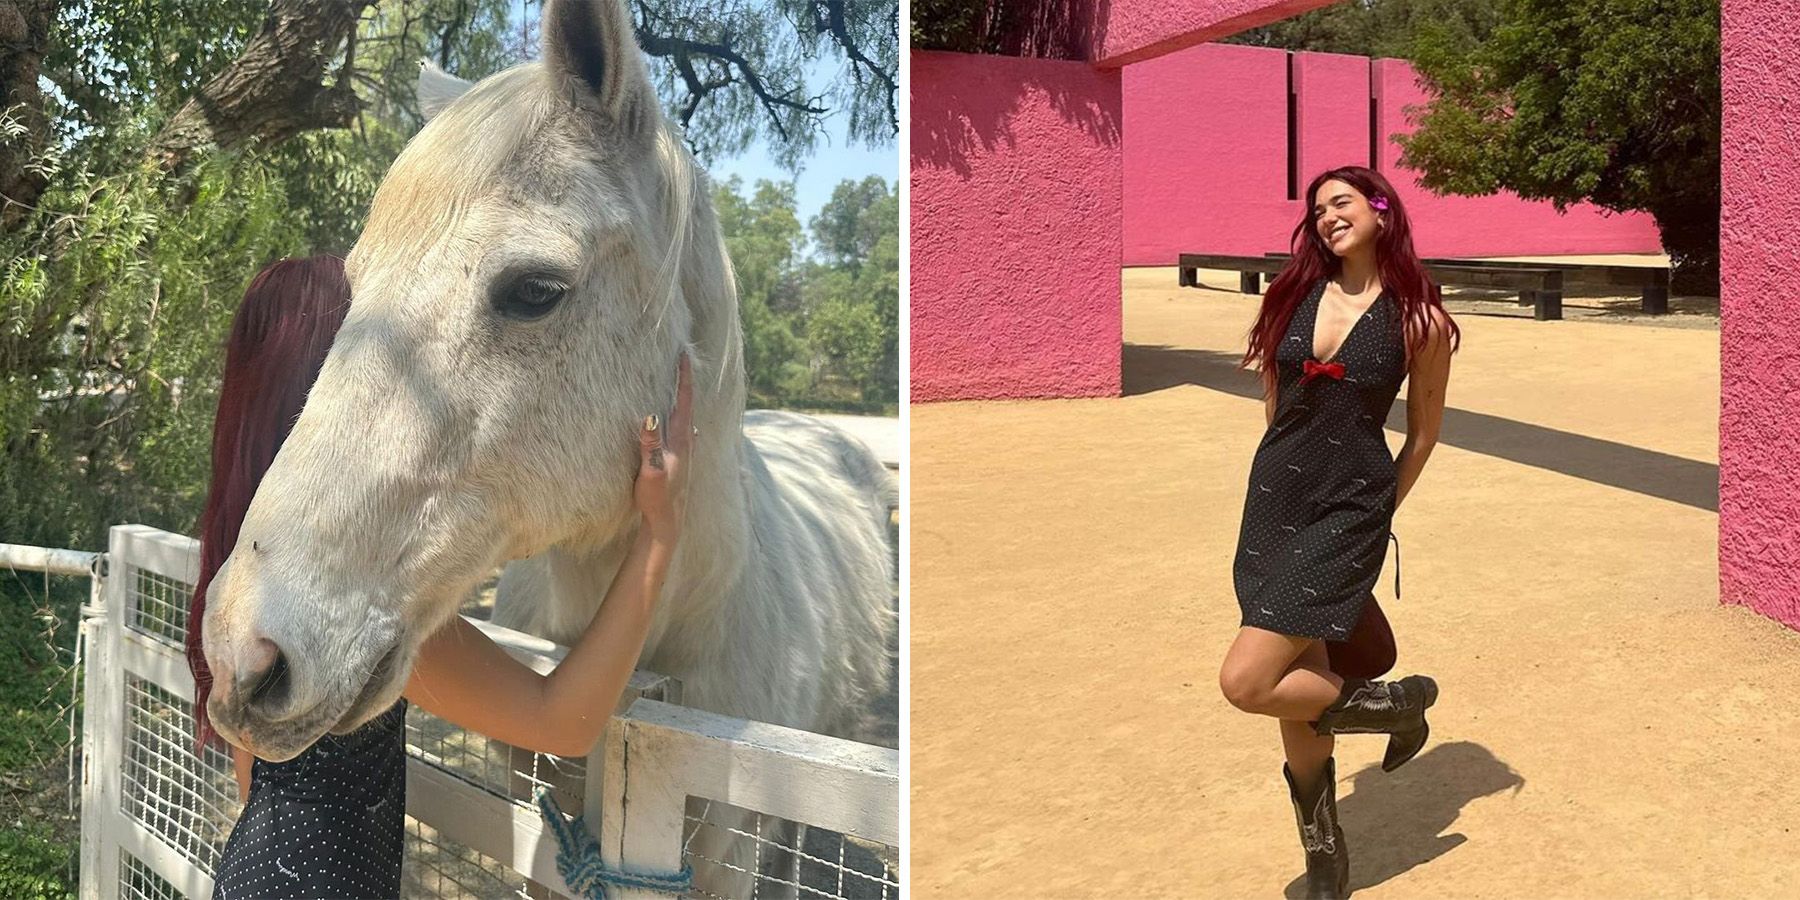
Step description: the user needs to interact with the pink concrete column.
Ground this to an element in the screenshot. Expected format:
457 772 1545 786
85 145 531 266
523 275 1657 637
911 50 1124 401
1293 50 1371 182
1121 43 1290 266
1719 0 1800 630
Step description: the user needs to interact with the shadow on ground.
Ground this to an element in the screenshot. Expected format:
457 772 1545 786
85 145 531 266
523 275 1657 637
1123 344 1718 512
1281 741 1524 898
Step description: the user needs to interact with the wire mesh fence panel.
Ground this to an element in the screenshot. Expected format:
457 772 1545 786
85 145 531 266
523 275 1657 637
683 800 900 900
403 817 539 900
405 710 587 816
603 701 902 900
120 852 184 900
119 677 239 873
403 706 582 900
125 568 190 650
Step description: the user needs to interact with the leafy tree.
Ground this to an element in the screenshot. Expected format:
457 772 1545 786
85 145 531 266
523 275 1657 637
804 177 897 404
714 175 811 401
709 174 897 410
909 0 1104 59
1397 0 1720 292
1220 0 1502 59
810 175 895 267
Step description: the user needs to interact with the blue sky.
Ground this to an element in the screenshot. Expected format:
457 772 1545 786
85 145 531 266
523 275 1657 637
692 56 898 231
506 1 897 232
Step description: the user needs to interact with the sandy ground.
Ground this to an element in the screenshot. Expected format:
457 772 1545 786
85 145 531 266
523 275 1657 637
908 267 1800 898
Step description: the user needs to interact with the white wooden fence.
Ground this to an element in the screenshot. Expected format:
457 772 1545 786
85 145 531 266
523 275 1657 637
2 524 898 899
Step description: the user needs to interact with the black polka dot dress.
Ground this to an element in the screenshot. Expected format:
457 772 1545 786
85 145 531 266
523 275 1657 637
1234 275 1405 641
212 700 407 899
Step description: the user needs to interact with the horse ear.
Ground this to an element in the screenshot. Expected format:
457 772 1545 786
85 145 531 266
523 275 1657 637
540 0 649 127
416 59 474 121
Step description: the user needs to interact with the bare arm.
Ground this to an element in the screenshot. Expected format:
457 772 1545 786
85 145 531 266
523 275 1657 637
403 354 695 759
230 529 673 776
1393 309 1453 510
233 746 252 803
404 532 674 758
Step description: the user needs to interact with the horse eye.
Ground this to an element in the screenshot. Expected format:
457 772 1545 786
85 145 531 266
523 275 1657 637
493 275 567 320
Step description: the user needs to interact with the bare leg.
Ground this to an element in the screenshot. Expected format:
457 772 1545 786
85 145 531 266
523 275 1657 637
1279 640 1336 795
1218 626 1344 721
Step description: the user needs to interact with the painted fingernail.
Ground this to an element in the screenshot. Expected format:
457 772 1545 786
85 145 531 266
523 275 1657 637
646 414 659 432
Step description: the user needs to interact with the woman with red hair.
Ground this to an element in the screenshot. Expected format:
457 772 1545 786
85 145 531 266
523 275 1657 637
185 255 695 898
1219 166 1459 899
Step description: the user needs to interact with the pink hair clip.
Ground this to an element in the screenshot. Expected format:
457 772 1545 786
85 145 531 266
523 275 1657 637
1370 194 1390 211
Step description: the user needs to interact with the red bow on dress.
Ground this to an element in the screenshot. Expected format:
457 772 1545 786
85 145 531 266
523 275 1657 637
1300 359 1346 385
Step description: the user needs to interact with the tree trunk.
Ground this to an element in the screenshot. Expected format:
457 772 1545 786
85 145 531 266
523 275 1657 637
0 0 55 230
145 0 376 170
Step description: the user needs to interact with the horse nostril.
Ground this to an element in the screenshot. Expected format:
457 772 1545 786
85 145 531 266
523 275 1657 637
243 639 292 712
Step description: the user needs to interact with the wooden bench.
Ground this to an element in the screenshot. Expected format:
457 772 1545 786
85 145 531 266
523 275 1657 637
1177 253 1288 294
1266 252 1672 314
1181 252 1569 320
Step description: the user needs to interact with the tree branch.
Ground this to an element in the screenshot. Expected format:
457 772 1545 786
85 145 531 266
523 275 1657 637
0 0 56 230
807 0 896 135
633 2 827 143
437 0 471 68
670 51 734 127
145 0 376 170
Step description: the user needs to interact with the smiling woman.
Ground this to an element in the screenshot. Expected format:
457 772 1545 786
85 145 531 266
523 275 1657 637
1222 164 1462 898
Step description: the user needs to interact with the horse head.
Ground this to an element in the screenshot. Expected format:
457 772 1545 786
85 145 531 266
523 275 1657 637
202 0 743 761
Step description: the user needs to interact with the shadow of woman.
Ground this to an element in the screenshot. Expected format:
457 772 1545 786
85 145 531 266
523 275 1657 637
1282 741 1523 897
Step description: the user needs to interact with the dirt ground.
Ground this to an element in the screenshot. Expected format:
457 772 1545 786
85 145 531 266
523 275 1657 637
908 266 1800 898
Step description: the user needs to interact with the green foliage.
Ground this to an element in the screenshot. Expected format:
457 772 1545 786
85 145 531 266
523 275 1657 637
715 175 898 411
0 571 86 897
908 0 1099 58
909 0 988 53
804 177 898 403
1398 0 1720 290
909 0 1495 58
47 1 271 123
1220 0 1502 58
0 823 76 900
2 140 309 552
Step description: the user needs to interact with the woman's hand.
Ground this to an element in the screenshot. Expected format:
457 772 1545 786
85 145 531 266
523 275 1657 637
405 352 698 758
635 352 695 545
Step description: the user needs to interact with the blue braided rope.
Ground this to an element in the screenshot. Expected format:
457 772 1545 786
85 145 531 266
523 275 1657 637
534 786 694 898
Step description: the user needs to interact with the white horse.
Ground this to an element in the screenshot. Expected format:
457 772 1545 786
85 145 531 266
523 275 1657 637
201 0 894 891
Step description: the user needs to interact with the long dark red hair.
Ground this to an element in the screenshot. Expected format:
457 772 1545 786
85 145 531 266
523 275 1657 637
185 255 351 753
1241 166 1461 395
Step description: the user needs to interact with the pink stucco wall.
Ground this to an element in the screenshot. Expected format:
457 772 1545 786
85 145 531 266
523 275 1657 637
1719 0 1800 631
1121 43 1291 261
1121 46 1663 266
910 50 1123 401
1296 51 1370 185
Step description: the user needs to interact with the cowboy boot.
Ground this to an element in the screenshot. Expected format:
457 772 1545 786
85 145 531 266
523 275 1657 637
1284 757 1350 899
1311 675 1439 772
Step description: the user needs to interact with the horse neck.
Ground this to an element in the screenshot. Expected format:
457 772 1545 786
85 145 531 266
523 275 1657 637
562 181 753 622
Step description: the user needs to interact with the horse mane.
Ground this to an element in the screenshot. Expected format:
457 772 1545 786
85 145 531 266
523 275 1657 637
359 67 553 265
